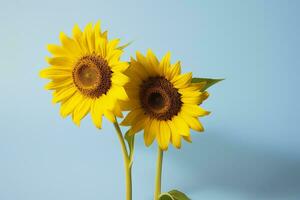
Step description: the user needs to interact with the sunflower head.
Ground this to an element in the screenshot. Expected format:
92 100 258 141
40 22 129 128
121 50 210 150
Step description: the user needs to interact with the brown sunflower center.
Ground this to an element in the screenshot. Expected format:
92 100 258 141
72 55 112 98
140 77 182 120
148 92 164 110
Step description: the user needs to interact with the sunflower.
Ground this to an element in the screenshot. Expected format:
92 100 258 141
40 22 129 128
121 50 210 150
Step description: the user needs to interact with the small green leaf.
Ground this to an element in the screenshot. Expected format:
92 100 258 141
124 130 135 166
159 190 191 200
117 41 133 50
191 77 223 91
159 193 174 200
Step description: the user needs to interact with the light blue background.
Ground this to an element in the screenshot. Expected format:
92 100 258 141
0 0 299 199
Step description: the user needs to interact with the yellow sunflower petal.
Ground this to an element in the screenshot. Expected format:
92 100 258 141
127 58 148 80
72 24 82 41
147 119 159 140
167 120 181 148
83 23 94 53
136 51 156 76
103 109 116 123
111 61 129 73
121 108 144 126
52 86 77 103
111 73 129 86
172 116 190 136
167 61 181 80
98 37 107 58
144 119 156 147
44 79 73 90
110 86 128 101
91 99 103 129
72 24 89 54
59 32 81 56
183 135 192 143
171 72 192 88
179 89 202 98
180 113 204 132
107 50 122 64
181 104 210 117
101 30 108 39
128 116 149 136
46 57 74 67
107 39 120 55
157 121 171 150
47 44 67 56
72 98 92 126
119 98 140 111
60 92 83 118
185 82 206 91
87 24 96 51
113 102 123 118
146 49 159 67
101 94 115 111
93 21 101 36
159 51 171 76
181 96 202 105
146 49 161 75
39 67 72 79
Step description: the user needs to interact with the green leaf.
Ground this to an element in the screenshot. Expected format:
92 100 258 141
191 77 223 91
159 193 174 200
159 190 191 200
117 41 133 50
124 130 135 166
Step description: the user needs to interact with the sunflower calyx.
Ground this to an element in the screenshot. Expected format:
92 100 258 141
191 77 224 91
159 190 191 200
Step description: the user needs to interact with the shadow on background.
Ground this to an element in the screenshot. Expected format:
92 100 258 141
168 131 300 199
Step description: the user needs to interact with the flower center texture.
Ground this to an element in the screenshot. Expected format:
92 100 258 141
140 77 182 120
73 55 112 98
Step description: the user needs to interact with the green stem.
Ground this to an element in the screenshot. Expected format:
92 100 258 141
113 120 132 200
154 146 164 200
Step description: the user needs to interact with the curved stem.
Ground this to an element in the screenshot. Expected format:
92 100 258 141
113 120 132 200
154 146 164 200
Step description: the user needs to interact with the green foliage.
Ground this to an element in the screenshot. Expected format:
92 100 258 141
159 190 191 200
191 77 223 91
117 41 133 50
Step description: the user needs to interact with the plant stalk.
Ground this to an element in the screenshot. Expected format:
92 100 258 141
113 121 132 200
154 146 164 200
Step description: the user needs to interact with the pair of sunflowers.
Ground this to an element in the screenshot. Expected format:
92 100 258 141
40 22 219 200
